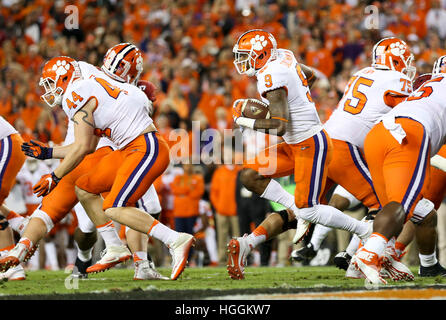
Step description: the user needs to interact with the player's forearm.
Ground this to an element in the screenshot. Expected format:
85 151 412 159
299 63 317 88
253 118 286 136
52 144 91 178
51 144 74 159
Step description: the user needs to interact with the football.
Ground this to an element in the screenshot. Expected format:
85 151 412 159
413 73 432 91
241 98 270 119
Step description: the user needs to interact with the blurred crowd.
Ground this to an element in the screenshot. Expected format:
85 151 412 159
1 0 446 269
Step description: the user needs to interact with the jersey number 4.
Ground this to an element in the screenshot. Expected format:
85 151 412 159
95 77 126 99
343 76 374 115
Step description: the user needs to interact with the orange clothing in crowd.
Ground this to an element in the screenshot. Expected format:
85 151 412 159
210 165 240 216
171 173 205 218
306 48 335 78
197 91 225 129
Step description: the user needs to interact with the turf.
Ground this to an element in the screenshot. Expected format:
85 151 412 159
1 265 445 299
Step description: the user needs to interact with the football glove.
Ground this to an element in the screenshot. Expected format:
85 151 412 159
232 99 245 122
21 140 53 160
33 172 61 197
0 214 8 231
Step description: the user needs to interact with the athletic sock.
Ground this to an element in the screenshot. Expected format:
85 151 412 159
148 220 179 247
310 224 332 251
394 240 407 258
245 226 268 248
419 252 437 267
133 251 147 262
96 221 122 247
346 234 361 257
77 247 93 262
363 233 388 257
261 179 296 210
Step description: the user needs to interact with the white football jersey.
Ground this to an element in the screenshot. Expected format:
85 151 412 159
0 116 17 141
256 49 322 144
62 62 116 150
324 67 412 149
384 74 446 155
16 160 51 205
61 72 153 149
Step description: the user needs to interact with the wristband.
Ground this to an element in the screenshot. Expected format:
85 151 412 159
51 172 61 184
235 117 256 129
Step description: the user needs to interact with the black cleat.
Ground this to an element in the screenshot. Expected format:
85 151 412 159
72 257 92 279
333 251 351 271
418 262 446 277
290 243 317 263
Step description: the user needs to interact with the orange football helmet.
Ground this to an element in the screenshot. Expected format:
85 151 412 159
101 43 143 84
372 37 416 80
233 29 277 76
432 55 446 77
39 56 81 108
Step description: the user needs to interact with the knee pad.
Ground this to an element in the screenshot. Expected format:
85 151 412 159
411 198 435 224
31 209 55 233
277 210 297 231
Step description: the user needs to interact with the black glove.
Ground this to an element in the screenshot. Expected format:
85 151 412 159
21 140 53 160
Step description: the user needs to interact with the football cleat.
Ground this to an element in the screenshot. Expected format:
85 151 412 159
134 260 169 280
23 244 39 263
290 243 317 263
168 233 195 280
293 218 312 244
351 247 387 285
418 262 446 277
0 243 29 272
0 264 26 281
345 262 364 279
381 246 414 281
72 257 92 279
334 251 352 271
86 245 131 274
227 235 252 280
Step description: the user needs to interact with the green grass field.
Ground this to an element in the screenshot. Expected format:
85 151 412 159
1 265 446 299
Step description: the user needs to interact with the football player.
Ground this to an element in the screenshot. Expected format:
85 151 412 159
0 116 27 280
0 45 192 280
228 29 373 279
352 55 446 284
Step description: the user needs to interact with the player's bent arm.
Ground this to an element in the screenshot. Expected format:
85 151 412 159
253 88 289 136
299 64 317 88
53 98 99 179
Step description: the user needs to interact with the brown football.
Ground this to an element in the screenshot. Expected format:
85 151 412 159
241 98 270 119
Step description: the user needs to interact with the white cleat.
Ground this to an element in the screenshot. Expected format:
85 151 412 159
0 243 28 272
293 219 311 244
351 247 387 285
169 233 195 280
345 262 364 279
227 234 252 280
0 264 26 281
381 246 414 281
134 260 169 280
86 245 132 274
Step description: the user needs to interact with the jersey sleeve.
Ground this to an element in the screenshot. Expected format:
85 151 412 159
62 79 97 119
382 74 412 108
257 62 291 98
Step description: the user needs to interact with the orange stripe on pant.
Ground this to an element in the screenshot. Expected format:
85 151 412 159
76 132 170 210
364 118 430 220
40 146 113 224
327 139 380 210
243 130 332 208
0 134 26 204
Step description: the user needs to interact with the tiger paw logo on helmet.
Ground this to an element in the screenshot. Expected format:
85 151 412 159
389 42 406 57
250 35 268 51
52 60 71 76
